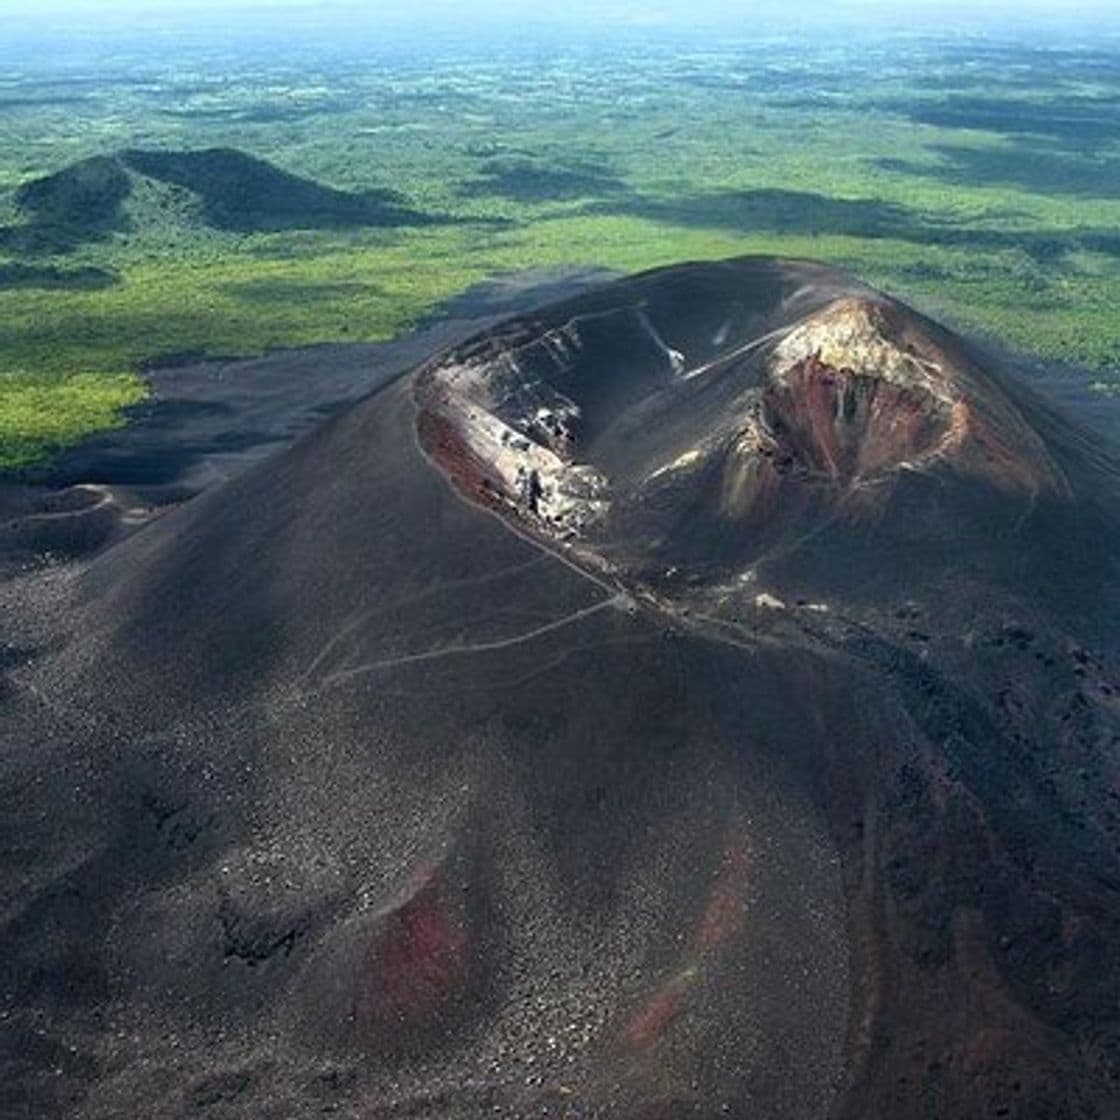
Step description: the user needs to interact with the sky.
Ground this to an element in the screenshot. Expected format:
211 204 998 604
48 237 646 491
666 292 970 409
7 0 1120 32
2 0 1120 46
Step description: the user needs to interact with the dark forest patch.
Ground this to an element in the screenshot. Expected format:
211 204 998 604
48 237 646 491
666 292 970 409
590 185 1120 264
591 187 916 238
0 95 96 111
0 263 119 291
880 93 1120 143
459 157 628 204
154 95 363 125
880 142 1120 201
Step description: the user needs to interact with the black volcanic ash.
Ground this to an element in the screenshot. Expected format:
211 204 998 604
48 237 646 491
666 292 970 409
1 257 1118 1120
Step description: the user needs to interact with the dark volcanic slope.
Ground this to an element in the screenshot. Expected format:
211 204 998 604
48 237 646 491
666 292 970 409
2 257 1120 1120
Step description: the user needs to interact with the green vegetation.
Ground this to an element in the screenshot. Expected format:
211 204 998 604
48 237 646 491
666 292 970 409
118 148 430 232
2 33 1119 467
0 370 144 469
11 155 132 251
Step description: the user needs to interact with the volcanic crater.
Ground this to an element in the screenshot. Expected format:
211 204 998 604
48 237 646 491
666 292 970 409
416 259 1068 616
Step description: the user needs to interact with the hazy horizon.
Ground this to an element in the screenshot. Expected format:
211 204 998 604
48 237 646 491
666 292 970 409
7 0 1120 38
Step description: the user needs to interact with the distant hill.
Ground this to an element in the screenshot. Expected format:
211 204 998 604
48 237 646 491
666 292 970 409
3 147 431 252
11 154 132 250
118 148 427 233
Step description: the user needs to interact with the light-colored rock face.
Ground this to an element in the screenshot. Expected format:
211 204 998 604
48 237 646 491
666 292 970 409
770 298 957 409
420 357 610 536
458 410 609 535
753 298 970 486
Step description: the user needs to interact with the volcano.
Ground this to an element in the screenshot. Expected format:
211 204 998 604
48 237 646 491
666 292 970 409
2 257 1119 1119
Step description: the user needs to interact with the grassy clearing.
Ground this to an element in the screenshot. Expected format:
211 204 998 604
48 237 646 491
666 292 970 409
0 370 145 470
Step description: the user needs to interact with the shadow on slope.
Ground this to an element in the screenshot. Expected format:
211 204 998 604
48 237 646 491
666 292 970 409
0 147 436 251
588 186 1120 262
0 262 119 290
879 93 1120 144
880 142 1120 202
459 156 629 204
118 147 431 233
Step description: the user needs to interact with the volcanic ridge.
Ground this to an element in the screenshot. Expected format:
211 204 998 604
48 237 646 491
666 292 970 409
1 257 1118 1120
416 260 1073 632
